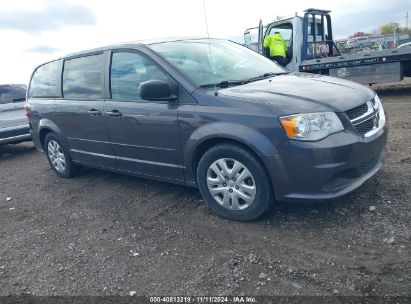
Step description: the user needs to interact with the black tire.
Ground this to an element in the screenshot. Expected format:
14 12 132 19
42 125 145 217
44 133 80 178
197 144 272 221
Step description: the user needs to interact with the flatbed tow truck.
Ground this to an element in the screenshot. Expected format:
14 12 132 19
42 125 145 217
243 8 411 85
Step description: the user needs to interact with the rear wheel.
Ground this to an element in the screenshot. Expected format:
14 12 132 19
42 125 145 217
44 133 80 178
197 144 272 221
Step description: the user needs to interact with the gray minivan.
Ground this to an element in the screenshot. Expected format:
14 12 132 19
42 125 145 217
27 38 387 221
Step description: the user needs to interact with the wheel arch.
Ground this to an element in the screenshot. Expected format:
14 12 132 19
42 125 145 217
38 119 64 150
192 137 267 178
184 122 280 194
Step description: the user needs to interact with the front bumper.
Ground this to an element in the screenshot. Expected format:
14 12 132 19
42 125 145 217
266 126 388 203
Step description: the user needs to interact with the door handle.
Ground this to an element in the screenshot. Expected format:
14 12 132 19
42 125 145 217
88 109 102 116
105 110 123 117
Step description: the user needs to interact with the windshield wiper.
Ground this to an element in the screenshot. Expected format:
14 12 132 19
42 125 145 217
199 80 245 88
199 72 290 89
244 72 289 84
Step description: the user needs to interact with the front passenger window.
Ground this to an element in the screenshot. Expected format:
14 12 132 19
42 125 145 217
110 52 168 101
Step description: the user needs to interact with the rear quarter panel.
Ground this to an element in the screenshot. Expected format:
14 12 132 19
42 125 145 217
28 98 56 150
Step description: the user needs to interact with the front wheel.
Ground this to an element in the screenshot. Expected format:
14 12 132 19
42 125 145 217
197 144 272 221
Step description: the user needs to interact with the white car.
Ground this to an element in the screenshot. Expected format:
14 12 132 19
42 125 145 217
0 84 31 145
397 42 411 49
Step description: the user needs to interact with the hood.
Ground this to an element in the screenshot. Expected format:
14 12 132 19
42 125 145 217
218 73 375 114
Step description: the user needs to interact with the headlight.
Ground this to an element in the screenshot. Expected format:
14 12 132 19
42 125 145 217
280 112 344 141
374 94 386 128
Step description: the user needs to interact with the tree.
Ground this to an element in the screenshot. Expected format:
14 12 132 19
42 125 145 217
379 23 400 35
399 27 411 34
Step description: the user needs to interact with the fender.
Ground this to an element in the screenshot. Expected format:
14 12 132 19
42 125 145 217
182 122 286 188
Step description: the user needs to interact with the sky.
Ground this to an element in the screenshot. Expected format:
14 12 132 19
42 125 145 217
0 0 409 84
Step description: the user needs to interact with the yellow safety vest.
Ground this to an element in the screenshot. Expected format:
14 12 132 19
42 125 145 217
263 34 287 58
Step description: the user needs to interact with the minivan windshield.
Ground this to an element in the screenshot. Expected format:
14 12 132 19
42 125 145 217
149 39 287 87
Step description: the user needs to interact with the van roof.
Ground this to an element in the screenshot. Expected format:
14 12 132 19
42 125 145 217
33 37 228 70
64 37 212 58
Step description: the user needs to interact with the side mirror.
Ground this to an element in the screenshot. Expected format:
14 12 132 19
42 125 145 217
139 80 177 102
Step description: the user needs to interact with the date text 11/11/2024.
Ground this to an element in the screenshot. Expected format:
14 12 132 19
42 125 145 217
149 296 257 303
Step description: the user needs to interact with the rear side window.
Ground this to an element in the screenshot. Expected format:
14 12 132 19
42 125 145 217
110 52 167 101
63 54 103 99
29 61 58 98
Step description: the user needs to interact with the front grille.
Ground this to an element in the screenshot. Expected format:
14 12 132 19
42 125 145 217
345 103 368 120
355 118 374 135
323 153 382 192
345 99 381 137
322 169 358 192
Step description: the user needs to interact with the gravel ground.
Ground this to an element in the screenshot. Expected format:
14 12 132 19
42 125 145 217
0 81 410 297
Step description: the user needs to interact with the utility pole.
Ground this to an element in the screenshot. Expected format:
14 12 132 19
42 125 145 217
406 11 409 29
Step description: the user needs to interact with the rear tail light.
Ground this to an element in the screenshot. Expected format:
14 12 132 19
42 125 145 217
23 103 30 120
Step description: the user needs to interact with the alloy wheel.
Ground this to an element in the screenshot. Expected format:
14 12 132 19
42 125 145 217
47 140 66 173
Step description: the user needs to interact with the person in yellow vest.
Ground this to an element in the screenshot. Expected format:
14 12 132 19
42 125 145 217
263 31 288 67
